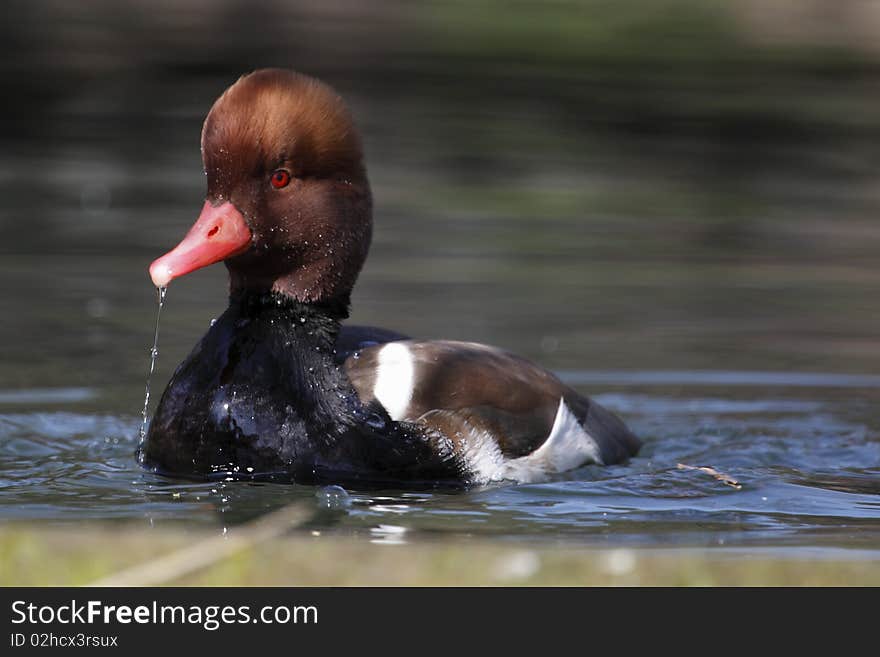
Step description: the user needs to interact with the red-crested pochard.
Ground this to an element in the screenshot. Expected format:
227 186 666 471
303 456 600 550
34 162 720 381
141 68 640 487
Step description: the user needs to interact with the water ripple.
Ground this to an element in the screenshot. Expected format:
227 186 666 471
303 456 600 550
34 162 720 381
0 388 878 551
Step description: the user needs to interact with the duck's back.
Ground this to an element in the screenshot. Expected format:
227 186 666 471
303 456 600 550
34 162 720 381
344 340 640 484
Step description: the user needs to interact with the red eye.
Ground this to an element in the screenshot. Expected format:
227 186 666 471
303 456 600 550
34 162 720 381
270 169 291 189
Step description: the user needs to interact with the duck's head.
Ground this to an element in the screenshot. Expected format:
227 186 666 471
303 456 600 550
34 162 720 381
149 68 371 304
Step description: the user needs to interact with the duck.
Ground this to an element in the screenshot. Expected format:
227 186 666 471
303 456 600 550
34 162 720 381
140 68 641 488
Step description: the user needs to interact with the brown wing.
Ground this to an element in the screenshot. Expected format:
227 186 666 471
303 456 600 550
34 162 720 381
344 340 640 463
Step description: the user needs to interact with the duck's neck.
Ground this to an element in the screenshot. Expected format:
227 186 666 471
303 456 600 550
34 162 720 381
230 289 351 345
222 289 370 434
145 287 379 478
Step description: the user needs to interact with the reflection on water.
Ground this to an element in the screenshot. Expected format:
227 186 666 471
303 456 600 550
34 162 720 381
1 1 879 553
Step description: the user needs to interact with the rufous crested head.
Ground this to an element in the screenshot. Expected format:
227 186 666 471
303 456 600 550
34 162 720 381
150 68 372 307
201 68 366 187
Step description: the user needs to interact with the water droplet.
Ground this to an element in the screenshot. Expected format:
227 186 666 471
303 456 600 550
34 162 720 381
139 287 167 442
315 485 351 510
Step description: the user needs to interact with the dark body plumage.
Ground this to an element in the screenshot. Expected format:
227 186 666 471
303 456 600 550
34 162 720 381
141 293 463 487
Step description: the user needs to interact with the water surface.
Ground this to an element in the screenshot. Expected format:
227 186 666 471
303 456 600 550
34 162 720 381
1 373 878 552
1 1 879 555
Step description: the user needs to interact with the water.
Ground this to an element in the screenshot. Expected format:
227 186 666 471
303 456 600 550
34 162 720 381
138 286 166 444
0 374 878 550
1 2 880 554
1 172 879 554
2 175 879 554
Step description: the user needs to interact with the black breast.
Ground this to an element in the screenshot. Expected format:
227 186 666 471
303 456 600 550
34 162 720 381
139 296 464 487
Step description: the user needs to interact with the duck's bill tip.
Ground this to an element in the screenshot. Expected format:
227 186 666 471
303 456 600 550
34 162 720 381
148 200 252 288
149 261 175 288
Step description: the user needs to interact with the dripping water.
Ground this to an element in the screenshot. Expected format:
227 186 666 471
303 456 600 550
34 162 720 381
139 286 167 443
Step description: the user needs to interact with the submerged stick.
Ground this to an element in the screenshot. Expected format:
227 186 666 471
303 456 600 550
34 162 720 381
677 463 742 490
89 503 312 586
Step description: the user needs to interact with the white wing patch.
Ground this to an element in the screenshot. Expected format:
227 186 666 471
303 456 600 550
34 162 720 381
372 342 415 421
463 398 604 485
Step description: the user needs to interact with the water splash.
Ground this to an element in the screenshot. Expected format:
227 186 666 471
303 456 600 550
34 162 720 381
138 286 167 443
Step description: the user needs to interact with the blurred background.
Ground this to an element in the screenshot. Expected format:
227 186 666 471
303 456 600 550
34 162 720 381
1 0 879 405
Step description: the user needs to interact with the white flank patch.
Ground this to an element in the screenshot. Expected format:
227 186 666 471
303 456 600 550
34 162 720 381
459 432 506 484
372 342 414 421
460 399 603 485
527 398 604 470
